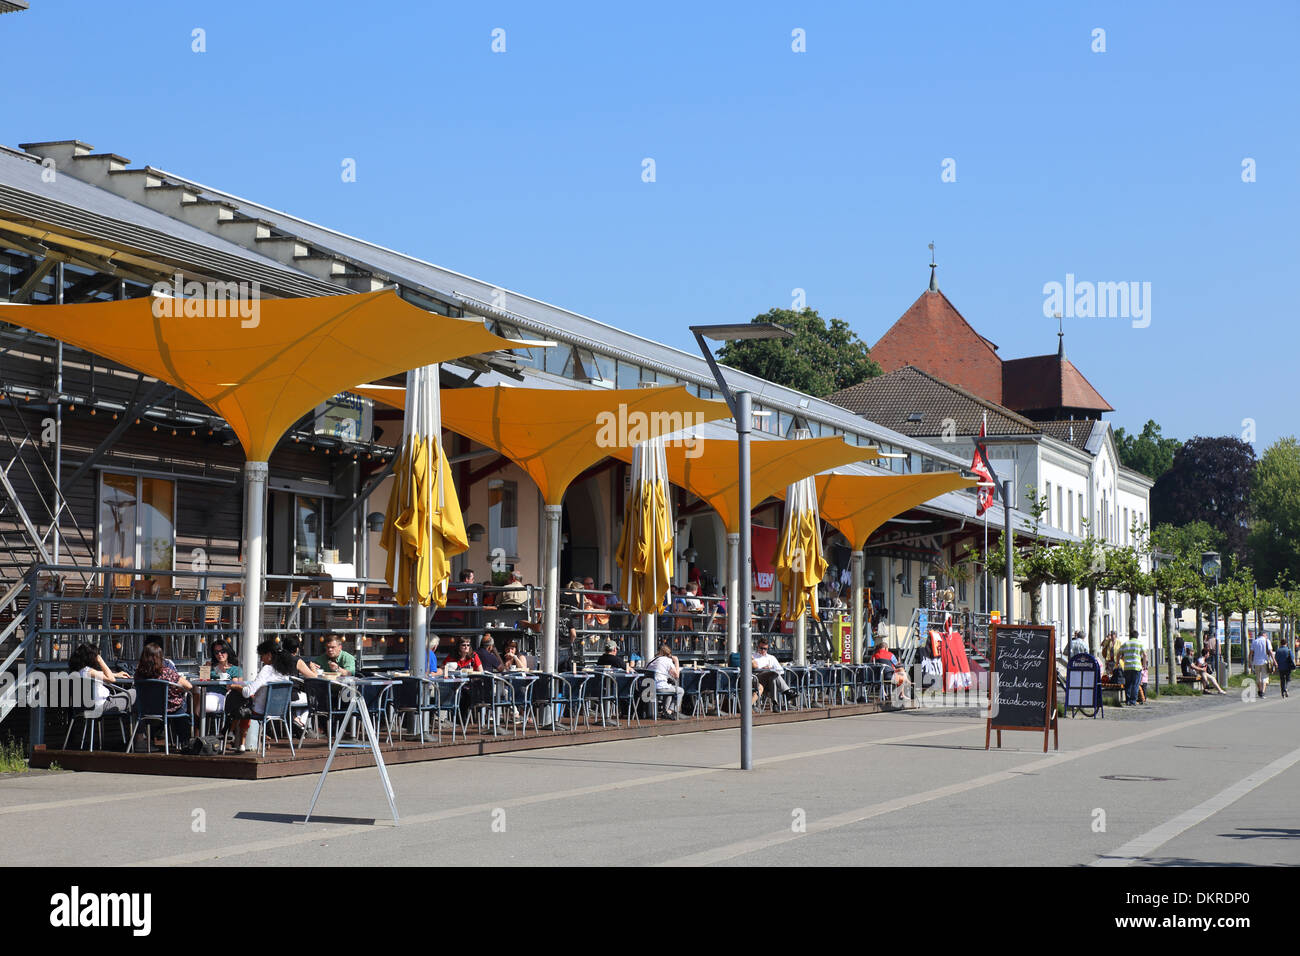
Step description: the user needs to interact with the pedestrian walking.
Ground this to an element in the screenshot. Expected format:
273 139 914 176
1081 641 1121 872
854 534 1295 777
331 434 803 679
1275 640 1295 698
1119 630 1144 706
1249 631 1276 698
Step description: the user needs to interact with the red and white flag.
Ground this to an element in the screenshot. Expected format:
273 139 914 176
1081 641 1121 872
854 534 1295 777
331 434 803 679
970 414 995 516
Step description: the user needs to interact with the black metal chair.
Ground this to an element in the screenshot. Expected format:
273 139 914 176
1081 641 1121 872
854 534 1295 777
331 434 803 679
127 679 192 754
393 676 439 744
62 677 129 752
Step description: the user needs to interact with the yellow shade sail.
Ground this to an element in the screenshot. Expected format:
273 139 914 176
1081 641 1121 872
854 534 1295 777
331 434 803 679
429 385 731 505
613 437 877 533
0 290 517 461
809 472 978 549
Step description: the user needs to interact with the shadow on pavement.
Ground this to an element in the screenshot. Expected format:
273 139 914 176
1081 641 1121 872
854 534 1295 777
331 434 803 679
234 811 379 827
1218 827 1300 840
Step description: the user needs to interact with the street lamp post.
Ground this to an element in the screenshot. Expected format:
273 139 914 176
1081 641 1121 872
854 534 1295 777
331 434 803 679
1202 551 1221 684
691 322 794 771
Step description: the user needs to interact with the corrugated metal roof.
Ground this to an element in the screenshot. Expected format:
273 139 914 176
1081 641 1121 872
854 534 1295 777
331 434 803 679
122 160 969 470
0 148 340 298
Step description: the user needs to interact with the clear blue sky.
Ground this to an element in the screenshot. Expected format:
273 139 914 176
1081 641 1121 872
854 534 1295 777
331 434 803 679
4 1 1297 448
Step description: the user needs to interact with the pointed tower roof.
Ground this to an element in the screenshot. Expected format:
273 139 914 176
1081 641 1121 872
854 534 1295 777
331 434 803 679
869 265 1004 404
1001 353 1113 416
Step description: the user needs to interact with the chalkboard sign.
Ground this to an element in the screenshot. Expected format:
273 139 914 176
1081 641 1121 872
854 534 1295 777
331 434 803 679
986 624 1058 751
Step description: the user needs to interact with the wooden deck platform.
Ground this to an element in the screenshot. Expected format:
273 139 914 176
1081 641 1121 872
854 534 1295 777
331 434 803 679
28 701 888 779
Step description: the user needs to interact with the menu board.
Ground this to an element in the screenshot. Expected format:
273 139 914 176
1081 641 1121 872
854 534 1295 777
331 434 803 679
986 624 1058 751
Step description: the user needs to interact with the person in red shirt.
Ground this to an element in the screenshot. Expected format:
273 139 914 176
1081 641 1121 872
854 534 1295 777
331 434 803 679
449 638 483 673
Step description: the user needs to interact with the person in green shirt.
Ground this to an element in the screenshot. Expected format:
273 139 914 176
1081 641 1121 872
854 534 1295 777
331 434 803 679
314 634 357 676
1120 630 1144 706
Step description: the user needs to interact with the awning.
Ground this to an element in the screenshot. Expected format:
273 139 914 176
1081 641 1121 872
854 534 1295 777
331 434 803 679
0 289 517 460
370 384 732 505
615 438 878 533
809 472 978 549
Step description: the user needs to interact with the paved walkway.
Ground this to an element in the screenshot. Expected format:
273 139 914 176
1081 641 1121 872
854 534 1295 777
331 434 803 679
1 691 1295 866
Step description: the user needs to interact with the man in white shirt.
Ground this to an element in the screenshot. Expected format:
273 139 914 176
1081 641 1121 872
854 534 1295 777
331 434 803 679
648 643 685 718
1250 631 1276 697
752 639 798 707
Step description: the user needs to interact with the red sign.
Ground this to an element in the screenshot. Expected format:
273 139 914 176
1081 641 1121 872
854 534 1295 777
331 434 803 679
751 525 778 591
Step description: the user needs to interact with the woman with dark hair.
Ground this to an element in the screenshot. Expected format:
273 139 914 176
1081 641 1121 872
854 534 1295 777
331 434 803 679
204 639 241 717
67 643 134 715
209 640 241 679
134 643 192 715
279 636 322 679
224 639 288 752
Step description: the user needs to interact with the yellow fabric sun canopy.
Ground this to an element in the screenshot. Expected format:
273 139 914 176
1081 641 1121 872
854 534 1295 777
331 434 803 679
809 471 978 549
0 289 516 460
614 437 878 533
368 384 731 505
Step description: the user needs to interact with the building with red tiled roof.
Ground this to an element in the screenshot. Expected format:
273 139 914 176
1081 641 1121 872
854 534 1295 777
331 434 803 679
869 265 1112 421
837 266 1152 648
869 265 1004 403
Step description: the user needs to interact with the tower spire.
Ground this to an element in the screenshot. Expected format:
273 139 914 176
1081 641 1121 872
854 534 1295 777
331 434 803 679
928 242 938 291
1056 312 1066 360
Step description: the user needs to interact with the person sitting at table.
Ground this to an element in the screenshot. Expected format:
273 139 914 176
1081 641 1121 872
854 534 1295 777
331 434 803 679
313 634 356 677
596 640 627 670
477 633 504 672
209 640 241 680
142 635 177 670
203 640 242 716
224 639 292 753
67 643 135 716
603 585 629 631
871 640 913 702
276 636 316 733
559 581 595 667
501 639 529 671
752 638 798 707
426 635 443 676
449 637 484 673
674 582 703 631
496 571 529 610
134 643 193 745
279 636 322 679
648 642 685 719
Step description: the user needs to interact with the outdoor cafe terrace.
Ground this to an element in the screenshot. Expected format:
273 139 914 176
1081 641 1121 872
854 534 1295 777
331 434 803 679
11 562 949 778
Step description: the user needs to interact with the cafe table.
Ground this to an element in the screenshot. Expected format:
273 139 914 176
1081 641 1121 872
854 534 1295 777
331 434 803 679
187 678 237 737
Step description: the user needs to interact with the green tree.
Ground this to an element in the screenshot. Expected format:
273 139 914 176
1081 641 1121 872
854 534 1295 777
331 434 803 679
1247 436 1300 586
1114 419 1182 481
716 307 881 398
1151 436 1256 560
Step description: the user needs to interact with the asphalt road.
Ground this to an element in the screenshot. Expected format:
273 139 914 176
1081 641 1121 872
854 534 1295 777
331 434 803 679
1 689 1296 867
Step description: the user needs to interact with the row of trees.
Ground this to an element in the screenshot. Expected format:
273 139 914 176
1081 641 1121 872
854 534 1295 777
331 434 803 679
972 488 1300 677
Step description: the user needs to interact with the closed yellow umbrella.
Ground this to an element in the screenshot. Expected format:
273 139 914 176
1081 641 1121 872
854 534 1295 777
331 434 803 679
616 433 674 662
380 364 468 682
775 473 828 626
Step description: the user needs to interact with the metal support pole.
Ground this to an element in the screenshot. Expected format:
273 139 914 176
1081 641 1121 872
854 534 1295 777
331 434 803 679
726 532 740 654
410 602 427 678
52 262 64 567
738 391 753 770
794 613 807 666
850 549 864 664
1003 479 1014 624
542 504 562 673
1152 590 1160 697
642 594 657 663
239 461 269 676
